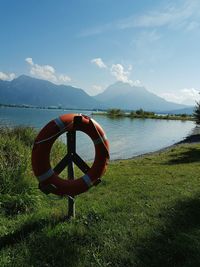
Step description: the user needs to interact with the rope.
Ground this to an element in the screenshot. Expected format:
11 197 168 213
34 121 73 145
35 113 83 145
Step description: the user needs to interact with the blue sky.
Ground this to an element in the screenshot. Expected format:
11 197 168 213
0 0 200 104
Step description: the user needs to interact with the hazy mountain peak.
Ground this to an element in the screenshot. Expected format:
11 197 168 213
16 74 29 80
13 75 53 84
95 82 188 112
96 81 147 101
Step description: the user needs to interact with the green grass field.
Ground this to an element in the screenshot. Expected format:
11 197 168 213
0 127 200 267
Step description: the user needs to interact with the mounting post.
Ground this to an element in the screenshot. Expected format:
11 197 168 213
67 131 76 218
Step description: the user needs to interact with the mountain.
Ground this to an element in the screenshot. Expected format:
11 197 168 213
165 106 195 115
0 77 193 113
95 82 189 112
0 75 102 109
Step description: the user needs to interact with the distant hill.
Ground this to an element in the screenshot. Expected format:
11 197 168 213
95 82 189 112
0 75 103 109
165 106 195 115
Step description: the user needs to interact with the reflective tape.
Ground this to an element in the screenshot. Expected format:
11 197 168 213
93 134 107 145
82 174 93 188
37 168 54 182
54 117 65 131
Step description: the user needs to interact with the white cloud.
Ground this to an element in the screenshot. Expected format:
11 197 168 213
91 58 141 86
119 0 200 30
25 57 71 84
0 72 16 81
79 23 112 37
128 65 133 71
161 88 200 105
92 84 102 91
25 57 34 65
91 84 103 95
80 0 200 36
91 58 107 68
110 63 133 84
58 74 71 83
133 80 142 86
186 21 200 31
133 30 161 48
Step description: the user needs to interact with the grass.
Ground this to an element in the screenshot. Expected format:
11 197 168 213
0 127 200 266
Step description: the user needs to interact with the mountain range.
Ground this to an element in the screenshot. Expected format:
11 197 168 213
0 75 194 113
0 75 101 109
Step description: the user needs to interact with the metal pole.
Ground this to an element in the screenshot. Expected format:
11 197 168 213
67 131 75 218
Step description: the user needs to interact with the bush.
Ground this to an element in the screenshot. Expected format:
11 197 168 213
135 109 155 117
0 127 41 215
0 126 36 148
0 126 68 216
181 114 187 117
130 111 136 117
193 102 200 125
0 136 31 194
135 108 144 115
107 109 124 117
0 193 41 216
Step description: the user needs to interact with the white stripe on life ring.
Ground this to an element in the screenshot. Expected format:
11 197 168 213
82 174 93 188
54 117 65 131
37 168 54 182
93 134 107 145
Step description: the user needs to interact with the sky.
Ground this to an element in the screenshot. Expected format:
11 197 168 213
0 0 200 105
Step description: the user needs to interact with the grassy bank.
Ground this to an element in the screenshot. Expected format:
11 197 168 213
92 109 194 121
0 127 200 266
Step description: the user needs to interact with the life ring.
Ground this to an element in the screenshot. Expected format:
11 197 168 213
31 113 109 196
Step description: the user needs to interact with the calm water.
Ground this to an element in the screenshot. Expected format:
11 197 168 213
0 107 195 160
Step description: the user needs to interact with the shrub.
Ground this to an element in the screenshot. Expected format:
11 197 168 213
107 109 124 117
0 193 41 215
135 109 144 115
129 111 135 117
193 102 200 125
0 126 68 216
0 126 37 148
0 136 30 194
0 127 41 215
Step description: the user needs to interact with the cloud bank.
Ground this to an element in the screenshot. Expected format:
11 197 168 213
161 88 200 105
0 72 16 81
81 0 200 36
25 57 71 84
91 57 141 86
91 58 107 68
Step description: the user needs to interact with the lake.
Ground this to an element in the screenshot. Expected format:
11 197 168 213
0 106 195 160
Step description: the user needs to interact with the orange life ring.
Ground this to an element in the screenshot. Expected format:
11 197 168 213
31 113 109 196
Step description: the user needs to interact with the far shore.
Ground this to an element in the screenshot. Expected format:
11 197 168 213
0 103 103 112
92 111 194 122
1 104 194 122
